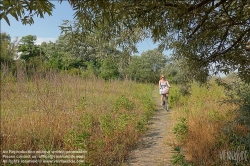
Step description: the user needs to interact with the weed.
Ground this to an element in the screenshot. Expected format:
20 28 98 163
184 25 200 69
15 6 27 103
172 147 192 166
173 118 188 142
169 88 181 107
114 95 135 112
76 96 87 110
136 115 148 132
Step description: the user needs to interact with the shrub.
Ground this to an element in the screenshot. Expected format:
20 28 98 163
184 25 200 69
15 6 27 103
173 118 188 142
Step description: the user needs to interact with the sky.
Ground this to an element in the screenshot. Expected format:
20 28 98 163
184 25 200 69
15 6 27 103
1 1 168 55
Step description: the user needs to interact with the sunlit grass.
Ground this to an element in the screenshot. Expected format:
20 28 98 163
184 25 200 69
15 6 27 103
1 68 156 165
170 81 240 165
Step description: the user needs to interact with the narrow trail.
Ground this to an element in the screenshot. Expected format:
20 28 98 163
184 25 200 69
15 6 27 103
125 89 176 166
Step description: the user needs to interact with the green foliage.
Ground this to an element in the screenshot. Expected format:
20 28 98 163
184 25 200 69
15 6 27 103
136 115 148 132
135 85 155 132
141 96 155 119
2 1 250 82
76 96 87 110
126 49 167 83
1 74 16 84
74 131 91 149
173 118 188 142
0 32 18 69
217 79 250 160
1 31 173 83
207 109 224 122
160 59 194 95
38 34 131 79
116 114 130 131
99 113 116 136
17 35 47 75
169 87 181 107
234 84 250 127
82 62 99 78
99 58 119 80
65 113 92 166
172 147 193 166
0 0 55 25
1 32 12 61
66 0 250 83
217 79 250 127
178 84 191 96
160 60 179 83
114 95 135 112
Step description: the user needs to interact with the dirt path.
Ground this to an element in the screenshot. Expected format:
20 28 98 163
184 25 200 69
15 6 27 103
125 90 176 166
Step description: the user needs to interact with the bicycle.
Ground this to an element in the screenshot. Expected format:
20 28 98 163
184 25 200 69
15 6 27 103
162 94 169 111
160 87 170 111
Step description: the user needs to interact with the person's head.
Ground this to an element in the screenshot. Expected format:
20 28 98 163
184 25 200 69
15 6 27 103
160 75 165 80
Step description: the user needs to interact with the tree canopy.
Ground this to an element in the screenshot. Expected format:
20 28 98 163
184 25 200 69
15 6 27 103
0 32 18 64
1 0 250 83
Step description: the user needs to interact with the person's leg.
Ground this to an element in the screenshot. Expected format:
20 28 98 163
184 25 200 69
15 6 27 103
161 94 164 105
161 94 166 105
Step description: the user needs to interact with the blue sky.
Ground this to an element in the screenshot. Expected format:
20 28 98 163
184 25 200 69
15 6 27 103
1 1 168 55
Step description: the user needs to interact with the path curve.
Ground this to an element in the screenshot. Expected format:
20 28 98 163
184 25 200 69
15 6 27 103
125 89 176 166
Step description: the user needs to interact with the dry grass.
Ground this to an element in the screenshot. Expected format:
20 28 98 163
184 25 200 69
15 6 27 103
170 81 244 165
1 65 156 165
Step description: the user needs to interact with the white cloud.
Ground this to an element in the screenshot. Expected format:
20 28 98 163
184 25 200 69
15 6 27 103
35 37 57 45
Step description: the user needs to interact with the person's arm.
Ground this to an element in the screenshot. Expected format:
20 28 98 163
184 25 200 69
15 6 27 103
159 81 161 89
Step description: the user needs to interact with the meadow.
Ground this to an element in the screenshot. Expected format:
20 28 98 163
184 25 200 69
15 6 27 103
2 63 249 166
1 65 156 165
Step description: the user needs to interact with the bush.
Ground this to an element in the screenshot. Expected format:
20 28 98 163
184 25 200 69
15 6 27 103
219 80 250 164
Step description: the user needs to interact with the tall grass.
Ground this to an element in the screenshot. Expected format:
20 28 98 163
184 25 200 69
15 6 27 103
1 64 155 165
170 81 248 165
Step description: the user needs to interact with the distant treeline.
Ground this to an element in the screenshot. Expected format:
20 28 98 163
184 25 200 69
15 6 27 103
1 32 184 84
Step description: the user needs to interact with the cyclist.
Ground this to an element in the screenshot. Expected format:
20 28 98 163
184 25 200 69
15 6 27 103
159 75 171 106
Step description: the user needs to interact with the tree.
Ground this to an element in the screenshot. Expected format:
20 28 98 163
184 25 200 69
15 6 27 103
99 58 119 80
0 32 18 63
18 35 41 61
0 0 54 25
62 0 250 83
17 35 48 76
2 0 250 82
126 49 167 83
161 60 179 84
126 55 146 82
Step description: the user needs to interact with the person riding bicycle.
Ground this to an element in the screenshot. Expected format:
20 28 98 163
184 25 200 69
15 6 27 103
159 75 171 106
